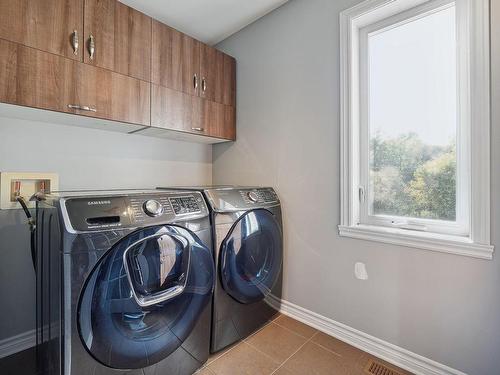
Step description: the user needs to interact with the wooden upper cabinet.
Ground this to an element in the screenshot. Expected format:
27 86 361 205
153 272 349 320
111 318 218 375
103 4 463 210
84 0 151 81
151 84 235 140
151 84 203 134
0 0 235 140
152 20 200 96
0 0 83 60
201 100 236 141
0 38 77 112
0 38 150 126
74 63 150 125
200 44 236 107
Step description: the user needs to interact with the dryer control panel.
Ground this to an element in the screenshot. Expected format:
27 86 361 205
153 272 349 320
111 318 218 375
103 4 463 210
204 187 279 213
62 190 208 232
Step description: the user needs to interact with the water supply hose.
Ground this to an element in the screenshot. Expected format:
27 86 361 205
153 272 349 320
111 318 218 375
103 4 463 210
16 196 37 272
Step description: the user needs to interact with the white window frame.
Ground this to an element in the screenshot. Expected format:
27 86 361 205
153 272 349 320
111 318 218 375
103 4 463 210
359 1 469 237
338 0 493 259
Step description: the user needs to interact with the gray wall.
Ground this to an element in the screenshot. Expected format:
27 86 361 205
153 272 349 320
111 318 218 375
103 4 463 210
0 117 212 341
214 0 500 374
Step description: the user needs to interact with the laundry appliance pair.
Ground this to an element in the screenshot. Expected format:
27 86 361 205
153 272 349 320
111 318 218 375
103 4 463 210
35 186 283 375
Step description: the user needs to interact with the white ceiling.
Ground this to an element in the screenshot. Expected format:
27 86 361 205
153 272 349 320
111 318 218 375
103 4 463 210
119 0 289 45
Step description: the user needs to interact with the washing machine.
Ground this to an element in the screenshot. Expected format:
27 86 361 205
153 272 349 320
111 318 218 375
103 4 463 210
159 186 283 352
35 189 215 375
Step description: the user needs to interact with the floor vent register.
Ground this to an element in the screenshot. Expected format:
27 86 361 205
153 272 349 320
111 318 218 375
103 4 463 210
364 359 406 375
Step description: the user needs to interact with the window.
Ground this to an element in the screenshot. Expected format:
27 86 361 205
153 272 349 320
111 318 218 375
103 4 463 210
339 0 492 259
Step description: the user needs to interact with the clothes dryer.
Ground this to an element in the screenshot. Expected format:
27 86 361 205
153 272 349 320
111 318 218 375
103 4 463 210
159 186 283 352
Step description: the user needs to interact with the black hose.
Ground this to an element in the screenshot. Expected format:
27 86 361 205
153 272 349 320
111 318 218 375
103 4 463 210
16 196 37 272
17 195 32 219
30 229 36 273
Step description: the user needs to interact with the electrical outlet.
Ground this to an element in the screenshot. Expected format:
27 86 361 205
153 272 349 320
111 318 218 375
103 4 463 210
354 262 368 280
0 172 59 209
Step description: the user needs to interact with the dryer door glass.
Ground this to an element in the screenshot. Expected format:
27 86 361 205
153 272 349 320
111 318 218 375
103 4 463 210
220 209 283 304
78 225 214 369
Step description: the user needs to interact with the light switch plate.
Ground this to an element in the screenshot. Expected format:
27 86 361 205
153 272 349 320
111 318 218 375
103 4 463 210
0 172 59 209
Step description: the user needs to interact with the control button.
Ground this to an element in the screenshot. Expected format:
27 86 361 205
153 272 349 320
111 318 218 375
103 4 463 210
143 200 163 217
247 191 259 203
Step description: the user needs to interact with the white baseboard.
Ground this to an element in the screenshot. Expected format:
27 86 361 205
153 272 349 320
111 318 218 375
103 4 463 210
271 298 466 375
0 329 36 359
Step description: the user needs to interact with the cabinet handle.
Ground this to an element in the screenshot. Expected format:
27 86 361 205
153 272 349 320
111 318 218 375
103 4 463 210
71 30 79 55
68 104 97 113
193 74 198 90
191 127 205 132
201 77 207 93
88 34 95 60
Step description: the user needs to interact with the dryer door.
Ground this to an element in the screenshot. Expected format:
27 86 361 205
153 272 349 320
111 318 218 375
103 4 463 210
78 225 214 369
220 209 283 304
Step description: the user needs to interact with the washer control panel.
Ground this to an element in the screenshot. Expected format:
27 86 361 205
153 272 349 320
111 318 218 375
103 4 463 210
130 192 207 225
204 187 279 212
64 191 208 232
169 196 202 215
129 194 174 224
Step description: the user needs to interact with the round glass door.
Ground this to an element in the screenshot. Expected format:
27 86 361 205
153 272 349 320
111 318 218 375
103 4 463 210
220 209 283 304
78 225 214 369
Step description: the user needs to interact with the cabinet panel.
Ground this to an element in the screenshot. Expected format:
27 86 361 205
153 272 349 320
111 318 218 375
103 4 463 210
0 39 76 113
222 105 236 140
83 0 114 70
152 21 200 96
200 44 236 108
201 100 235 140
223 54 236 107
151 84 203 134
74 63 150 125
84 0 151 81
151 85 234 140
0 39 149 126
200 44 224 102
0 0 83 60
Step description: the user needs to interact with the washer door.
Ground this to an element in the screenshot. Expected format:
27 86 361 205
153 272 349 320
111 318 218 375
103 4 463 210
78 225 214 369
220 209 283 304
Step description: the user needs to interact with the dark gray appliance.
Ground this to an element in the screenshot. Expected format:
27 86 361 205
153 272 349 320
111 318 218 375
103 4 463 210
35 189 214 375
159 186 283 352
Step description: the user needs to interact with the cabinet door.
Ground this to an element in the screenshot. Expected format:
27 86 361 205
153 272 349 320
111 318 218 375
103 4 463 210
222 105 236 140
200 44 224 102
74 63 150 125
84 0 151 81
0 39 150 125
201 100 236 140
200 45 236 107
0 39 77 113
222 54 236 107
151 84 204 134
152 21 200 96
0 0 83 60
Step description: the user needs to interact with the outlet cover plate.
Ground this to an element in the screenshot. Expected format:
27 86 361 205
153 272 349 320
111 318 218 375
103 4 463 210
0 172 59 209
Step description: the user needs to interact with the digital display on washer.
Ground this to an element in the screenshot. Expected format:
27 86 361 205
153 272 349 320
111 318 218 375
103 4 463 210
169 196 201 215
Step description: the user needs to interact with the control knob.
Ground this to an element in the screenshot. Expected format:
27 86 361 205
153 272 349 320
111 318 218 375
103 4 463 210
247 191 259 203
143 199 163 217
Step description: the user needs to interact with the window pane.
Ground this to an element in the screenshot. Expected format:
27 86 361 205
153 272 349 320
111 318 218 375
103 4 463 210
368 5 457 221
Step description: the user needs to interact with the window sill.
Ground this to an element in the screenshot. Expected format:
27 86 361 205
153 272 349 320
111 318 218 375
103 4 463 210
338 224 494 260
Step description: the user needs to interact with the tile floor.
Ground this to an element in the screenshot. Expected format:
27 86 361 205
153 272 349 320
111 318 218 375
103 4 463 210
197 314 413 375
